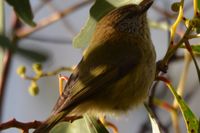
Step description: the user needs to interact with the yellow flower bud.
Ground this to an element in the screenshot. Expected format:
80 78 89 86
28 82 39 96
189 18 200 28
16 66 26 76
171 2 180 12
32 63 42 74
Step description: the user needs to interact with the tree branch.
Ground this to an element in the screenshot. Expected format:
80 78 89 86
0 118 42 133
16 0 93 39
0 116 82 133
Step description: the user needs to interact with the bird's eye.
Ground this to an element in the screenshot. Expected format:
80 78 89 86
117 21 129 32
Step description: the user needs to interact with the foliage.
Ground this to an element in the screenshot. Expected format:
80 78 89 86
0 0 200 133
6 0 36 26
0 35 48 62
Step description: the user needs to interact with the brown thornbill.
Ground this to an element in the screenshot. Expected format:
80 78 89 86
34 0 156 132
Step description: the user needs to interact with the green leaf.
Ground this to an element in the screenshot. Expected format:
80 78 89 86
180 45 200 54
0 35 48 62
198 0 200 11
199 118 200 133
50 115 108 133
73 0 142 48
144 104 161 133
0 35 15 49
190 45 200 54
167 83 199 133
50 119 89 133
16 47 48 62
84 114 109 133
196 28 200 34
6 0 36 26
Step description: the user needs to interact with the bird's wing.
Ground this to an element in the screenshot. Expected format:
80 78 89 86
51 59 138 115
52 39 142 115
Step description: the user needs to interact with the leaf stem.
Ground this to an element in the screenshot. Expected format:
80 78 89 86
193 0 198 16
187 34 200 39
169 0 184 45
156 26 192 75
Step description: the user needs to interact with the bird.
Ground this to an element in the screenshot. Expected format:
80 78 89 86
34 0 156 132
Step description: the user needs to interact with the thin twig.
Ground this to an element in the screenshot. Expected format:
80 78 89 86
0 116 82 132
170 50 191 133
0 118 42 133
45 0 77 35
152 2 192 22
20 66 73 81
0 13 21 121
153 98 176 112
152 4 175 19
0 51 12 120
170 111 180 133
0 0 5 122
16 0 93 39
173 50 191 108
187 34 200 39
26 36 72 44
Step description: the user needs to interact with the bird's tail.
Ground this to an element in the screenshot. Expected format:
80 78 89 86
33 111 68 133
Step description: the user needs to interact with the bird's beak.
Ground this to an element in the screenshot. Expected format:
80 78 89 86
139 0 153 13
